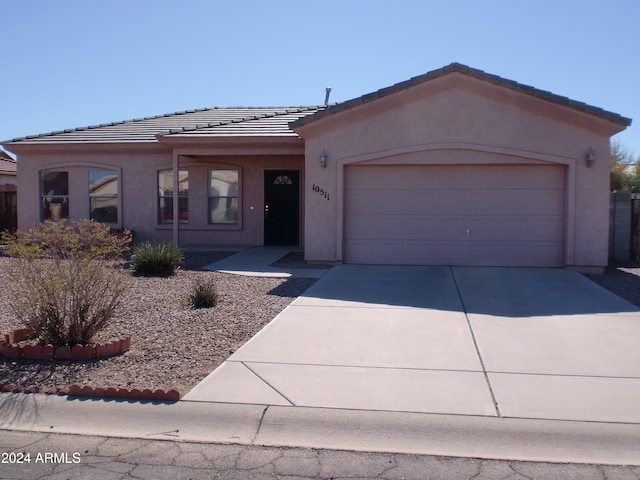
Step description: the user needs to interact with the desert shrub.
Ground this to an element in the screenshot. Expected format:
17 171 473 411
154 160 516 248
1 220 132 346
131 242 183 276
186 279 218 309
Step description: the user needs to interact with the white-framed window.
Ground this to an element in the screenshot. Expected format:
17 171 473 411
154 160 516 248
89 170 118 224
158 169 188 224
208 170 238 224
41 170 69 221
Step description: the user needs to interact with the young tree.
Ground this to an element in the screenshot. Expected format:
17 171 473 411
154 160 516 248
610 140 640 192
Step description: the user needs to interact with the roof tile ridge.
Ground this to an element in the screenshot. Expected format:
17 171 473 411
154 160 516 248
161 105 322 136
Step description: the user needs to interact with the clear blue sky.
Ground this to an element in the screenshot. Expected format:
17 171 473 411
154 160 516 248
2 0 639 157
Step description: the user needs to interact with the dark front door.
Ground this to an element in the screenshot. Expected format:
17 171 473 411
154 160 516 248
264 170 299 245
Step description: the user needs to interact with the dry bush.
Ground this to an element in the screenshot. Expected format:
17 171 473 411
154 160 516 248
2 220 132 346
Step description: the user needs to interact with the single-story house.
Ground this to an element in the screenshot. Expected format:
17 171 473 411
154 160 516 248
2 63 632 273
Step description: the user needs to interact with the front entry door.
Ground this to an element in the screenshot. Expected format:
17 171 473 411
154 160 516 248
264 170 300 245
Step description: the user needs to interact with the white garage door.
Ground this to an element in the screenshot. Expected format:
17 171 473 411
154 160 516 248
344 164 565 267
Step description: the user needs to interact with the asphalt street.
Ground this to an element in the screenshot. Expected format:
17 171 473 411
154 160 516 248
2 429 639 480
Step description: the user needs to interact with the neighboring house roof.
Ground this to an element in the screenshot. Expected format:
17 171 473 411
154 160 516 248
0 151 16 175
291 62 633 129
4 106 325 145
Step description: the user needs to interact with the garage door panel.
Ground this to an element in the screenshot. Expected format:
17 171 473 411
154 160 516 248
346 167 411 188
344 164 565 267
346 242 563 268
348 213 563 243
405 169 444 188
436 190 563 216
530 218 564 240
458 190 563 215
510 166 566 188
347 215 443 240
531 244 563 265
436 242 470 264
485 217 563 241
436 217 468 238
347 240 413 264
346 216 404 240
501 190 564 215
493 217 531 240
344 167 382 188
463 192 502 214
348 216 414 240
406 217 440 238
406 192 441 213
347 191 408 215
464 217 503 240
453 165 565 189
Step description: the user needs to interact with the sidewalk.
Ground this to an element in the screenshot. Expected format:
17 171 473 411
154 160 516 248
2 392 640 466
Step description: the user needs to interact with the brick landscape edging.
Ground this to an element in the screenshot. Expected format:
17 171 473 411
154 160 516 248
0 328 180 402
0 328 131 361
0 383 181 402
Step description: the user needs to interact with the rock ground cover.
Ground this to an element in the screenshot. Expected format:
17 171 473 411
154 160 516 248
0 251 318 395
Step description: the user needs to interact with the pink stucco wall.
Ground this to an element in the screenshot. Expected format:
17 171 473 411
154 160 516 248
14 143 305 247
295 73 623 271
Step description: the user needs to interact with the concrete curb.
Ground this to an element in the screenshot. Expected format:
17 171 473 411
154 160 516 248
1 392 639 466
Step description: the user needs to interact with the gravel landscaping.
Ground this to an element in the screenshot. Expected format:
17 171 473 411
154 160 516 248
0 250 321 396
1 253 639 398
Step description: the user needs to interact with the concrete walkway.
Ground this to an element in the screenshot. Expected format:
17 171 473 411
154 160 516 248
185 264 640 425
202 247 329 278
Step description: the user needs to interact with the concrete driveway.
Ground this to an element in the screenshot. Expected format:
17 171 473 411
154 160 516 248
184 265 640 424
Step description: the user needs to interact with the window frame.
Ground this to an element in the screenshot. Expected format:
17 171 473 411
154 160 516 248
207 169 240 225
158 169 189 225
88 169 119 225
40 170 69 221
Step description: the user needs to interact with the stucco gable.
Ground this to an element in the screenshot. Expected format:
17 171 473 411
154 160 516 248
290 63 631 134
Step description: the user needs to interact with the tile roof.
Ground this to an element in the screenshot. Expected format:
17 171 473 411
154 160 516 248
163 108 326 138
4 106 324 145
291 63 632 129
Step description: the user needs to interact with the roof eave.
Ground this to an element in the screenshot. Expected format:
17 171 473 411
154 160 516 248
2 140 168 155
156 134 304 144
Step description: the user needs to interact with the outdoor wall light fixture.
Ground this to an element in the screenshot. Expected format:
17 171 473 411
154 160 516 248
320 150 328 169
586 147 596 168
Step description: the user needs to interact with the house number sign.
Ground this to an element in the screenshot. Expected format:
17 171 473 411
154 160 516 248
312 184 330 200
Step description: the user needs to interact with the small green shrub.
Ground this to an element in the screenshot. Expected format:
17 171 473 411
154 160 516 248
131 242 183 276
2 219 131 346
187 280 218 309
